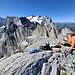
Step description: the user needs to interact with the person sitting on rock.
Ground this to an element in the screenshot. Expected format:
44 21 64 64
59 31 75 52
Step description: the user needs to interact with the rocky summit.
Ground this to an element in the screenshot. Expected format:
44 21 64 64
0 16 60 58
0 15 75 75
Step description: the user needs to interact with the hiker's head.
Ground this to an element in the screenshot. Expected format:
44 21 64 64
69 31 74 37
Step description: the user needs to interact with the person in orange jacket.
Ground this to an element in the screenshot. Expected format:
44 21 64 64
59 31 75 52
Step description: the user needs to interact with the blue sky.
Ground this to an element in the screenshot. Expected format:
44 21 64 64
0 0 75 22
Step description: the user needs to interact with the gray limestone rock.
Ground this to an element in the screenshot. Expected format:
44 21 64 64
41 63 52 75
58 27 72 39
0 51 52 75
0 16 61 58
41 16 52 26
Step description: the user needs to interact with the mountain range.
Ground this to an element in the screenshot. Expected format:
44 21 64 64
66 23 75 31
55 22 74 27
0 16 75 28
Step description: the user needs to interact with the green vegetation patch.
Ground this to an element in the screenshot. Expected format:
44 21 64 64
60 66 66 71
62 72 68 75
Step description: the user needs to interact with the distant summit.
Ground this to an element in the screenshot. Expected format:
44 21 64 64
27 15 52 25
0 17 5 27
67 23 75 31
55 22 74 27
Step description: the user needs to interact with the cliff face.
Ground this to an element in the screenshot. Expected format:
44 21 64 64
0 17 37 57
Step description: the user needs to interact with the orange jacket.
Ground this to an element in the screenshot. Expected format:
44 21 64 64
64 36 75 50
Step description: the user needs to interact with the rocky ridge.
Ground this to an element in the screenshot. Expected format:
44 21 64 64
0 16 61 58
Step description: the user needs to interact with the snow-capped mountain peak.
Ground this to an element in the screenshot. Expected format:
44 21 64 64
27 15 43 24
26 15 35 20
26 15 52 25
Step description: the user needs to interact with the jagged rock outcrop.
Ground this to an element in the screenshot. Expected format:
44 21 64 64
0 16 60 58
58 27 72 40
0 17 38 57
41 16 52 26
